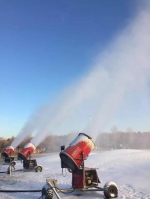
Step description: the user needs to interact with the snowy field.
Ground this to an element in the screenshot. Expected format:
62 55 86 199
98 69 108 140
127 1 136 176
0 149 150 199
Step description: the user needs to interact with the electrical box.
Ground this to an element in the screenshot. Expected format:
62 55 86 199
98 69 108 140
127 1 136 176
23 159 37 169
5 157 14 163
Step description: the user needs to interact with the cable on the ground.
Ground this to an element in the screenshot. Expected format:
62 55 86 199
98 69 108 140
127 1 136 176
50 181 75 194
0 189 42 192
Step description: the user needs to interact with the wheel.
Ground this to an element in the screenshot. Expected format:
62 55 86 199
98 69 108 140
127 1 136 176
35 166 42 172
103 182 118 198
42 184 53 199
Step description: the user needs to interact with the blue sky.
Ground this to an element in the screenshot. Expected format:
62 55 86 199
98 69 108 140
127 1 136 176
1 0 149 139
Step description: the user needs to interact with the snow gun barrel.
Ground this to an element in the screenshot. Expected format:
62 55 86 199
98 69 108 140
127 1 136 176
1 146 14 158
59 133 95 172
18 142 36 161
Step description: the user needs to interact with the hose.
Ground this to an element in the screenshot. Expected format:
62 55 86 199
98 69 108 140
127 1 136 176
0 189 42 199
50 181 75 194
0 189 42 192
56 187 75 194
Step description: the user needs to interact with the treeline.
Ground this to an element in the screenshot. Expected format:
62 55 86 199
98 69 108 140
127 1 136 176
1 131 150 153
0 132 79 153
0 136 32 153
95 131 150 150
37 132 79 152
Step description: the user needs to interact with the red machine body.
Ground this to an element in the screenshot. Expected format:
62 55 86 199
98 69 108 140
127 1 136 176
1 146 14 158
18 142 36 161
60 133 94 172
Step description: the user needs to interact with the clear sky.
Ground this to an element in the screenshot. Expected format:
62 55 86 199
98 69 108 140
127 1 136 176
0 0 150 139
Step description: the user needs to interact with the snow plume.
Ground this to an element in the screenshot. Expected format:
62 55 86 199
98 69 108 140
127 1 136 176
32 4 150 146
85 5 150 140
11 104 54 148
12 2 150 148
31 68 109 146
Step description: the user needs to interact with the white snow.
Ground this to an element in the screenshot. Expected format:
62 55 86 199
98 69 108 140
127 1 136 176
0 149 150 199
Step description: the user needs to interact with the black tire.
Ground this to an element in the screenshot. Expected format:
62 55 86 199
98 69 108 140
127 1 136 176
35 166 42 172
42 184 53 199
103 182 118 198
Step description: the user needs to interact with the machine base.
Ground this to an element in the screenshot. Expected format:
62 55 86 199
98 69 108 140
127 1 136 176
23 159 37 169
72 167 100 189
43 178 118 199
4 157 14 164
23 159 42 172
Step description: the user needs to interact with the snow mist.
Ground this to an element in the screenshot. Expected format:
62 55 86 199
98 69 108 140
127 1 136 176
13 2 150 147
85 5 150 140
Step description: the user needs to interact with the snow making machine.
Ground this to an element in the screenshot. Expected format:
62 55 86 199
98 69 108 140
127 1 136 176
42 133 118 199
17 142 42 172
1 146 15 164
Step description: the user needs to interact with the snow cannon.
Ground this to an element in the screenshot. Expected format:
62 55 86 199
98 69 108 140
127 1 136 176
45 132 118 199
1 146 15 163
18 142 36 161
18 142 42 172
2 146 14 158
60 133 94 172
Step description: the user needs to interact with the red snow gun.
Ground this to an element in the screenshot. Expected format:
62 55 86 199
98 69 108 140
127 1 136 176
42 133 118 199
1 146 15 163
18 142 42 172
59 133 118 198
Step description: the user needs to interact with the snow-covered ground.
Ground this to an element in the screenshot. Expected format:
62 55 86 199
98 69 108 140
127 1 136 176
0 149 150 199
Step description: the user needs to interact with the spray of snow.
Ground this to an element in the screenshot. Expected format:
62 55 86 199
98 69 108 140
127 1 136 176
12 2 150 148
11 104 54 148
85 5 150 140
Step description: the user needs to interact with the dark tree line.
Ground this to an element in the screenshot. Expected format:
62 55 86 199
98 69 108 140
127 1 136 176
37 132 78 152
1 131 150 153
0 132 78 153
95 131 150 150
0 136 33 153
